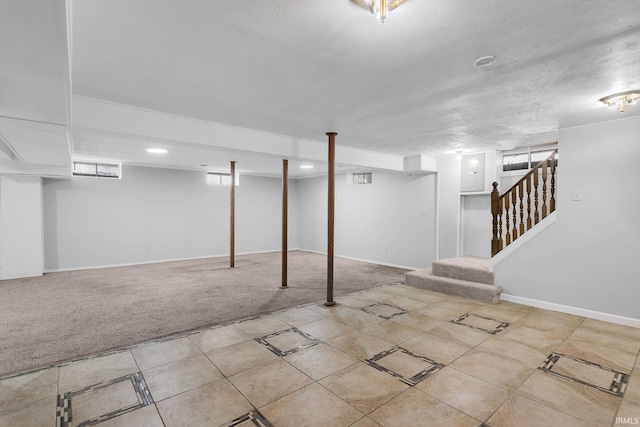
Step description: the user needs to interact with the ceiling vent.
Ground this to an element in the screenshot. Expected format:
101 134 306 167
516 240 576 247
474 56 497 68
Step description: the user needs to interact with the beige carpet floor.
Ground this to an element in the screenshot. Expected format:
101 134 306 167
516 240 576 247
0 251 407 377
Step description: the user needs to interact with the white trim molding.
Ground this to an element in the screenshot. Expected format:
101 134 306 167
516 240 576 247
43 249 299 273
501 293 640 328
299 249 421 271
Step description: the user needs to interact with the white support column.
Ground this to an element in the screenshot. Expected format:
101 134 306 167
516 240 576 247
0 176 44 279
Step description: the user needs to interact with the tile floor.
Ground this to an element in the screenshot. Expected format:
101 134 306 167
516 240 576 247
1 282 639 427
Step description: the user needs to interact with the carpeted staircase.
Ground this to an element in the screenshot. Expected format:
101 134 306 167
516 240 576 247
405 257 502 303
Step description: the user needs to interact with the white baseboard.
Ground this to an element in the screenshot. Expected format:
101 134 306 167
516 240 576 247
501 293 640 328
297 249 421 271
337 255 421 271
44 248 301 273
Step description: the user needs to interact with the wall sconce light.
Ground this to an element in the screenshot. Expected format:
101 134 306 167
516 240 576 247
599 90 640 113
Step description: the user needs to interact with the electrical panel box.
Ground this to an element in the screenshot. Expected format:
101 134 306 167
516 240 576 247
460 153 486 192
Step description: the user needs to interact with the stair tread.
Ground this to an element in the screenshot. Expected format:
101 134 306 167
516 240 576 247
431 257 494 285
408 269 500 292
406 268 502 303
432 256 490 271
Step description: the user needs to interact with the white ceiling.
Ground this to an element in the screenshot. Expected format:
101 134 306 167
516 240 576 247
0 0 69 126
1 0 640 178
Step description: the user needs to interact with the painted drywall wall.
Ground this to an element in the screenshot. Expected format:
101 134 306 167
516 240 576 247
43 166 297 271
436 156 461 259
237 175 298 255
461 194 491 258
493 116 640 319
0 176 44 279
438 151 497 260
297 170 436 269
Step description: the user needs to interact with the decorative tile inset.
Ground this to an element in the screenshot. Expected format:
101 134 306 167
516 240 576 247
362 303 407 320
56 393 71 426
55 372 153 427
222 410 274 427
539 352 629 397
256 328 320 357
452 313 509 334
365 347 443 386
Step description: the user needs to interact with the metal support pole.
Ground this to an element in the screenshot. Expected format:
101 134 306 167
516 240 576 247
230 161 236 268
281 159 288 288
325 132 337 306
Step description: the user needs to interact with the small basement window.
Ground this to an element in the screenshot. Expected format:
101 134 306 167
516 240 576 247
207 172 239 185
502 146 557 172
73 161 121 178
502 153 529 171
353 172 373 184
530 149 557 165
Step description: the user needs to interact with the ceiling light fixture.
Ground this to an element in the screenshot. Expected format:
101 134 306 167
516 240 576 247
599 90 640 113
146 148 168 154
300 164 314 169
350 0 408 23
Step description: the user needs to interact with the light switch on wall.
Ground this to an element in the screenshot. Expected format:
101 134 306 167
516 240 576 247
572 189 583 201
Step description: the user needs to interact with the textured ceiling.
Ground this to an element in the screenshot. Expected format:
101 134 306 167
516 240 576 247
2 0 640 177
71 0 640 157
0 0 69 125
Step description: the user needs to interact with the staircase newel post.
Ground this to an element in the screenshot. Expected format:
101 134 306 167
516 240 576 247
491 182 500 256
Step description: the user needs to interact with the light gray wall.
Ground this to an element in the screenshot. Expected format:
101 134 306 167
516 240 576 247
438 152 497 260
493 116 640 319
43 166 297 271
237 175 298 254
297 171 436 269
436 156 460 259
461 194 491 258
0 176 43 279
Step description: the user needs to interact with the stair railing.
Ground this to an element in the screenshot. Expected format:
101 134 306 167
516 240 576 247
491 150 557 256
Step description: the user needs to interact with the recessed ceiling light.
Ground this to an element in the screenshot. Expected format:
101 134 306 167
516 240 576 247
475 56 497 68
146 148 168 154
300 164 314 169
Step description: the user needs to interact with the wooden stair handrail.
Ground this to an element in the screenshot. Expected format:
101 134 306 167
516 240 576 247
491 149 557 256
